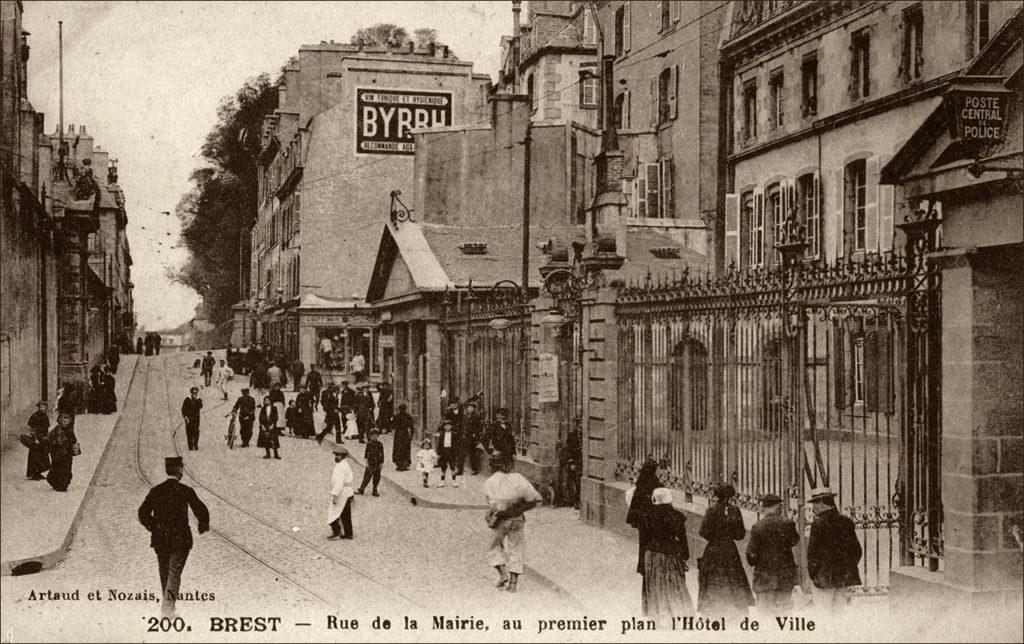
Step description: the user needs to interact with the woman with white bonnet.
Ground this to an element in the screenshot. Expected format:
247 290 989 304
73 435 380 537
639 487 693 621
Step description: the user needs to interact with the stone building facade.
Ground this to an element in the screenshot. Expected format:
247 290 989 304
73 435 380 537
250 40 490 380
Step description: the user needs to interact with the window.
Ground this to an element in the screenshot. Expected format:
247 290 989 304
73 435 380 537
748 192 764 267
976 0 990 50
769 69 785 129
634 159 673 219
797 173 820 258
742 79 757 141
583 7 597 45
658 68 671 124
614 5 625 57
853 337 865 403
767 183 783 261
579 72 598 108
615 90 630 129
847 159 867 251
661 1 671 31
527 74 536 112
902 5 924 80
851 29 871 98
801 54 818 117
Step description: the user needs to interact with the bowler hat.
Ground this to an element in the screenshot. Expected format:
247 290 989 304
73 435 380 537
241 387 249 393
808 486 836 503
760 493 784 508
165 456 184 468
333 446 349 456
714 482 736 501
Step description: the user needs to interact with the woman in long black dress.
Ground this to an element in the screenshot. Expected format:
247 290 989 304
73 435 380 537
47 412 78 492
391 403 414 470
101 365 117 414
25 401 51 480
88 366 104 413
626 459 663 613
376 383 394 434
642 487 694 622
257 396 280 459
697 483 754 617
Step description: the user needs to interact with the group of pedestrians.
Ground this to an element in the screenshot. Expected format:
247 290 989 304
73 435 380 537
87 364 118 414
21 399 79 492
140 332 162 356
626 458 863 623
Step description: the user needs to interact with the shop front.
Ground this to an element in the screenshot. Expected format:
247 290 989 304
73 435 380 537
297 294 381 384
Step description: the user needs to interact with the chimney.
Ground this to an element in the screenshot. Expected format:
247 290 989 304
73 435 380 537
407 41 415 54
513 0 522 35
108 158 118 184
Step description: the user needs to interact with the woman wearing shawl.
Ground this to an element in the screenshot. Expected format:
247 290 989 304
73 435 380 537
642 487 693 621
625 459 663 613
697 482 754 617
47 412 78 492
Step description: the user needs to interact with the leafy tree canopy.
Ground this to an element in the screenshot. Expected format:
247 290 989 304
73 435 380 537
350 23 448 53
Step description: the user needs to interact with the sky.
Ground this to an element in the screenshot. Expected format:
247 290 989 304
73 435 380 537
23 1 509 331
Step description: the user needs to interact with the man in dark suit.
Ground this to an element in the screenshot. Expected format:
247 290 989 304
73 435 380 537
338 381 356 433
316 383 342 444
356 429 385 496
230 388 256 447
138 456 209 617
200 351 216 387
306 365 323 410
806 486 862 614
484 407 516 468
181 387 203 451
746 493 800 613
354 383 375 444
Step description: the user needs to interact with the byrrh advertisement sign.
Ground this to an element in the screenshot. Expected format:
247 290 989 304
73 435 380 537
356 88 453 155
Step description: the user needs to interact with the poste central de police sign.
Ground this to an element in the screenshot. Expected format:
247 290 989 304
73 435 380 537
356 88 452 155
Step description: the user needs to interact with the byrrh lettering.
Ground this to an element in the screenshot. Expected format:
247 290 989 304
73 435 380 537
361 105 448 141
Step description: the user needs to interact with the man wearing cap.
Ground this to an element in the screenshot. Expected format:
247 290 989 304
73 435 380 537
338 381 356 435
484 408 516 469
356 429 385 496
181 387 203 451
230 388 256 448
459 401 484 476
806 486 862 614
200 351 216 387
354 383 375 443
327 447 354 540
138 457 210 617
435 418 462 488
746 493 800 614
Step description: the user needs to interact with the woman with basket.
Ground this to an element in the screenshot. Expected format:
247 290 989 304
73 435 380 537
47 412 79 492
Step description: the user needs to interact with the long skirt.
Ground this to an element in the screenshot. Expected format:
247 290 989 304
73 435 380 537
643 550 694 622
27 442 50 478
47 452 73 491
392 428 412 469
697 540 754 616
257 425 280 449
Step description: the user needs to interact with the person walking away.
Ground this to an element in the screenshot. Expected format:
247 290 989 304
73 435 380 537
295 385 314 438
268 383 287 439
136 336 144 355
626 459 665 611
483 408 516 469
484 451 543 592
181 387 203 451
88 366 104 413
306 365 323 410
806 486 862 615
354 383 375 443
316 383 342 444
107 344 121 375
641 488 693 622
746 493 800 615
327 446 354 539
46 412 78 491
250 361 268 401
138 456 210 617
214 359 233 401
24 401 51 480
416 439 438 488
257 396 280 459
101 364 117 414
267 362 284 390
230 388 256 448
460 401 484 475
375 382 394 434
391 403 414 471
154 333 162 355
435 419 461 488
697 483 754 618
356 430 385 496
285 400 298 437
200 351 216 387
290 359 305 393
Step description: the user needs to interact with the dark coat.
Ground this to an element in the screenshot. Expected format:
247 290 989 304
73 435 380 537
698 503 754 613
232 394 256 420
181 396 203 424
305 369 323 391
484 421 515 460
745 513 800 592
201 355 216 374
807 508 862 589
436 425 462 454
258 405 278 429
643 504 690 560
391 411 413 468
364 439 385 469
462 413 484 446
138 478 209 553
338 387 356 412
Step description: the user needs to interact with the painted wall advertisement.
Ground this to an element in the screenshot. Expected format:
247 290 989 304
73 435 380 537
355 88 453 155
537 352 559 403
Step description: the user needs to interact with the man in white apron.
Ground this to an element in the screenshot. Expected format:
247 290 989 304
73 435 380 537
327 446 354 540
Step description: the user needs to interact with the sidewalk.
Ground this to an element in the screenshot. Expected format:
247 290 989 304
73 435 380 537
0 355 139 575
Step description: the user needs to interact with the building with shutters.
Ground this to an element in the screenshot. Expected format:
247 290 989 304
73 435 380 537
593 0 728 259
249 40 490 378
718 0 1018 272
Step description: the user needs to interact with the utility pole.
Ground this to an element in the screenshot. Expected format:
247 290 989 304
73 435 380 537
521 121 532 301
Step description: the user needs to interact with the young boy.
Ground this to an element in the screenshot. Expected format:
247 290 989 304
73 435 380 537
416 439 438 489
285 399 297 436
356 429 384 496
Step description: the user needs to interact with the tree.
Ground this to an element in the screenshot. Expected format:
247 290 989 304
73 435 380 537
414 28 438 48
173 72 278 324
351 23 409 48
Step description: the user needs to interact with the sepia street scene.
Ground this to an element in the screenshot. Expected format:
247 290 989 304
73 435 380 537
1 1 1022 642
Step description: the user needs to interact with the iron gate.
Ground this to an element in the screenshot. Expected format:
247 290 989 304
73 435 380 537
614 214 943 594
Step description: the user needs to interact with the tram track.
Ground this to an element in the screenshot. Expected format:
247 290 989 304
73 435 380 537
137 354 432 614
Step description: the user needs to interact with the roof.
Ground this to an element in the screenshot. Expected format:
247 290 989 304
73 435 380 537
366 222 709 303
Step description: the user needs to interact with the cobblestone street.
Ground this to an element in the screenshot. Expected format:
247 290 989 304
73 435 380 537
0 353 635 643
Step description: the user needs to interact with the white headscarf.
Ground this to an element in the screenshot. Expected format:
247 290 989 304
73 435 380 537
652 487 673 506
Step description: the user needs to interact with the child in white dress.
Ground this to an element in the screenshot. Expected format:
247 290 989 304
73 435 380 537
416 439 438 488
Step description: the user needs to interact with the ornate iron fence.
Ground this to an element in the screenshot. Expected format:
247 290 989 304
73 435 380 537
440 287 532 456
614 213 943 595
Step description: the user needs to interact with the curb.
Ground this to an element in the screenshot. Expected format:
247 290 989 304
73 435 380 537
3 357 141 576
